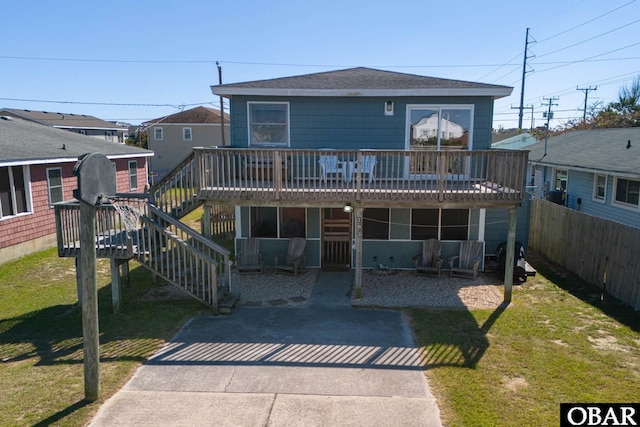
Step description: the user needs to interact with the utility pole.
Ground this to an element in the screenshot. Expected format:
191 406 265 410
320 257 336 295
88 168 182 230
512 104 534 130
216 61 226 146
517 28 536 131
542 97 559 156
577 86 597 121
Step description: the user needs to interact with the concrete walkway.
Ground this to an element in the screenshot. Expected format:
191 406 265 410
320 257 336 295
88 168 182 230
90 272 442 426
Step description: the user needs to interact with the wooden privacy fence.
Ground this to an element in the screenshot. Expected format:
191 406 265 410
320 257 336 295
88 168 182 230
204 204 236 240
529 198 640 310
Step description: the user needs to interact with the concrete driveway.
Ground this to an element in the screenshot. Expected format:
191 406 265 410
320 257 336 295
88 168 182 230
90 273 442 426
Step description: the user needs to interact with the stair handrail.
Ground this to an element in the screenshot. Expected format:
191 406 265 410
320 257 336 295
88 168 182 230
148 204 230 257
149 152 199 214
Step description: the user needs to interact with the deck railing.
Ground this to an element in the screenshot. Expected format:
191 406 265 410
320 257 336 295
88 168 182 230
194 148 528 205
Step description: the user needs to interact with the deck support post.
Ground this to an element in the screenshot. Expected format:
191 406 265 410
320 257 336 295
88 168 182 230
202 204 212 238
504 207 517 303
79 199 100 401
110 258 122 313
75 257 82 308
354 207 363 293
121 260 130 287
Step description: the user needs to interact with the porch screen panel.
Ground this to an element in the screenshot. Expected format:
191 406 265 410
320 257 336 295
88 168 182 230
411 209 438 240
441 209 469 240
363 208 389 240
280 207 306 238
251 207 277 238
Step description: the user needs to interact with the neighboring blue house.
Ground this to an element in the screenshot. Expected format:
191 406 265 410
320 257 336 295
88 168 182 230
205 67 529 286
527 128 640 229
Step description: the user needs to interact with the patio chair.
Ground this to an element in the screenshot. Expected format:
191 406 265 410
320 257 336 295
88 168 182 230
274 237 306 275
448 240 483 279
414 238 442 277
359 155 376 183
237 238 263 274
319 155 341 183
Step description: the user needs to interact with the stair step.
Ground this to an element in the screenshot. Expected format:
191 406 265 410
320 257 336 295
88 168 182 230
219 293 240 315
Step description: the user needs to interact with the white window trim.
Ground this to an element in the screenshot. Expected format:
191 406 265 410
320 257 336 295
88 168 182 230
553 168 568 191
0 165 33 220
405 104 475 151
183 127 192 141
46 167 63 206
247 101 290 147
592 174 607 204
404 104 474 181
249 206 307 238
409 208 471 241
154 127 163 141
128 160 138 191
612 176 640 211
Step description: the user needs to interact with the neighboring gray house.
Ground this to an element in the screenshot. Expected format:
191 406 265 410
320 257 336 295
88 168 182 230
144 106 230 180
0 108 128 143
527 128 640 229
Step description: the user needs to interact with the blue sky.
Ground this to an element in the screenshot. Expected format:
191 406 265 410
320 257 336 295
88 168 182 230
1 0 638 130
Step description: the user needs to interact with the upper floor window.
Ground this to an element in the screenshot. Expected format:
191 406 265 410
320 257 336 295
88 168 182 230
593 174 607 202
128 161 138 191
614 177 640 207
248 102 289 146
0 166 31 219
183 127 192 141
408 105 473 151
46 167 63 205
154 127 163 141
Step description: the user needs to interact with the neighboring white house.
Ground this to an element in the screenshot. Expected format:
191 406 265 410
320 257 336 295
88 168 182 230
412 113 465 141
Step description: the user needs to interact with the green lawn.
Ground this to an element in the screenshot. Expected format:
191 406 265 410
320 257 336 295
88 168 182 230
0 248 205 427
411 253 640 426
1 248 638 426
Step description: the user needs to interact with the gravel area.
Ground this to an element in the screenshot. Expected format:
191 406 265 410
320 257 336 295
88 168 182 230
229 268 505 310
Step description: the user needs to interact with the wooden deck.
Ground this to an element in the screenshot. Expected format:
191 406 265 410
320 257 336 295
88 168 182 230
194 148 528 208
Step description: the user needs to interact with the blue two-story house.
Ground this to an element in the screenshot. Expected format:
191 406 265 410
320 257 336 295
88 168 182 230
528 128 640 229
202 67 528 292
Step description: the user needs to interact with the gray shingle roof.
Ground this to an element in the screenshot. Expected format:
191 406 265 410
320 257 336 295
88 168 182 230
527 128 640 176
0 108 127 130
211 67 513 99
143 106 229 125
0 116 152 166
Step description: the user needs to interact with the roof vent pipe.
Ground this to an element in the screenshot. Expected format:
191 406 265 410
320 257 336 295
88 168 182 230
627 140 631 149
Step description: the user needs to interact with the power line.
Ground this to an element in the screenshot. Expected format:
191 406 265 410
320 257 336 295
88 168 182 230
536 0 638 44
0 97 211 108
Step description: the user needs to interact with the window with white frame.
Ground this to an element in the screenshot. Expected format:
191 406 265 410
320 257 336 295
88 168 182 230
614 177 640 207
554 169 568 192
593 174 607 201
408 105 473 151
0 166 31 219
46 167 63 205
183 127 192 141
248 102 289 146
154 127 163 141
363 208 389 240
128 160 138 191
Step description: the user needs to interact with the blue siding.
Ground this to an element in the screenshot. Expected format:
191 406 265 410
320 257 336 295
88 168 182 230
230 96 495 150
567 170 640 228
484 196 531 256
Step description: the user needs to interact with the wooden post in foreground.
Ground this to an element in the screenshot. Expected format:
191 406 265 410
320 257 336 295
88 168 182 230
354 207 363 294
79 200 100 401
504 207 518 303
